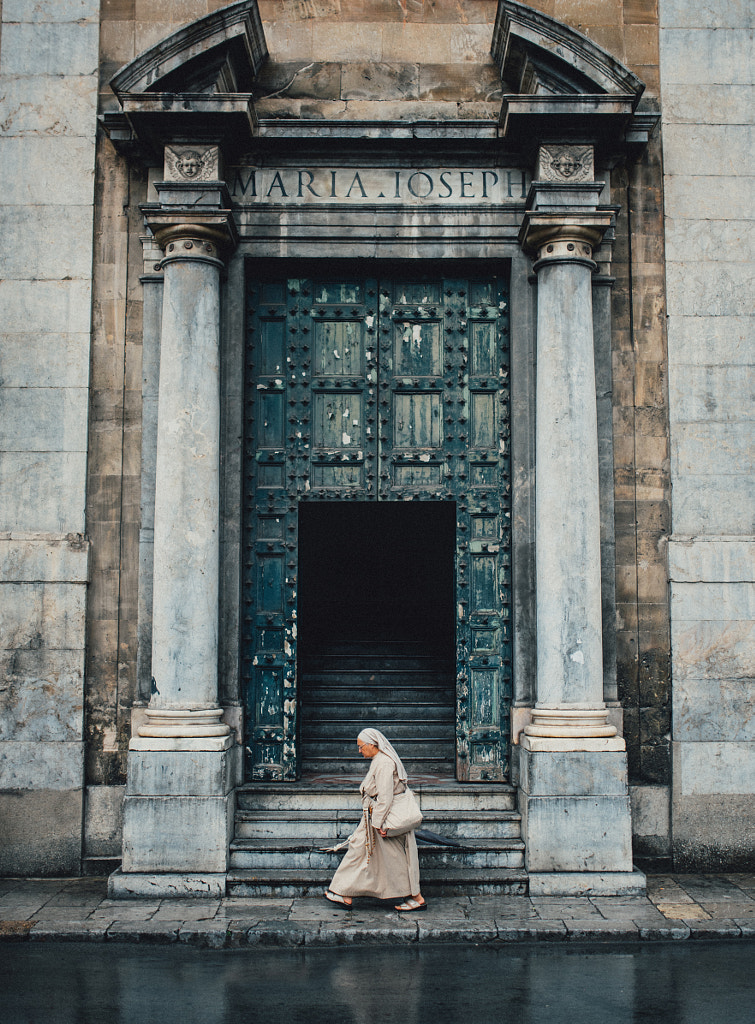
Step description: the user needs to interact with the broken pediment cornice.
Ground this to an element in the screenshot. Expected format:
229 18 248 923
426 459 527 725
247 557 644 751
110 0 267 98
104 1 267 162
492 0 644 100
491 0 655 154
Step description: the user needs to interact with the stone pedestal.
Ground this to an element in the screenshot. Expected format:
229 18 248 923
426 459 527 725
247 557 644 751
519 737 643 894
517 147 641 895
110 740 240 897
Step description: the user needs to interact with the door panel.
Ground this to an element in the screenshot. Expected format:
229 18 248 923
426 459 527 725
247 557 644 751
243 270 511 782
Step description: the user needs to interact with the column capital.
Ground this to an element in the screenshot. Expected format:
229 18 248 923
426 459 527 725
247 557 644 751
144 209 238 267
519 211 614 265
144 144 239 265
139 233 164 278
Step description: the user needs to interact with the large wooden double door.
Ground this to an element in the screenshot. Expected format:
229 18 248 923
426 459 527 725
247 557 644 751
242 266 512 782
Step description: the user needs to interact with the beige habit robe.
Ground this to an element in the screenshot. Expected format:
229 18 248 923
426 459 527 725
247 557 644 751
329 751 421 899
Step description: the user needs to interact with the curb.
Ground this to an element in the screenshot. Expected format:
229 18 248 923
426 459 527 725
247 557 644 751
1 918 753 948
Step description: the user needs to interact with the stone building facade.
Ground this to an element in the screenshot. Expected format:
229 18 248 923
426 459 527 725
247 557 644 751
0 0 751 889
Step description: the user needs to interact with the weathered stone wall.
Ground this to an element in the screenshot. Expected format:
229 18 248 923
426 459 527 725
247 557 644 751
252 0 501 120
0 0 100 873
660 0 755 868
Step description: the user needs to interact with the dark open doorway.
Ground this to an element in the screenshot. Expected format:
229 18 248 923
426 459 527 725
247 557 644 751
298 502 456 649
297 502 457 775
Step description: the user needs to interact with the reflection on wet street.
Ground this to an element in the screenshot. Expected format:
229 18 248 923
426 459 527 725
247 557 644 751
2 941 753 1024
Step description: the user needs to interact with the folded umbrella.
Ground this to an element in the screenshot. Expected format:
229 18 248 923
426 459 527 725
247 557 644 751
414 828 462 847
320 828 462 852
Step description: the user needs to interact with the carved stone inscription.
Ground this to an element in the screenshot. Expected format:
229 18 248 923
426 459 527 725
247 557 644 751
230 166 529 204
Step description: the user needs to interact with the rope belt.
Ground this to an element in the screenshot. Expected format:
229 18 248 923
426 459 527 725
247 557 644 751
364 806 376 861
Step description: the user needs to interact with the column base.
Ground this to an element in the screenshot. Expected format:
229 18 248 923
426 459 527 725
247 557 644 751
121 743 240 876
519 745 634 875
108 867 226 899
137 707 231 739
525 705 618 739
528 869 646 897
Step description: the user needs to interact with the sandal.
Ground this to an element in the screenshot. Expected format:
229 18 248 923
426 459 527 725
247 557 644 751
324 890 352 907
394 897 428 912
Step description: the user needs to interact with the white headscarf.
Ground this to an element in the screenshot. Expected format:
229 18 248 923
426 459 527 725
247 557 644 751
358 728 408 783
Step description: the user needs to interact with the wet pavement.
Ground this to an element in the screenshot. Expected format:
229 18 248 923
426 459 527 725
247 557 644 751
1 873 754 947
2 940 754 1024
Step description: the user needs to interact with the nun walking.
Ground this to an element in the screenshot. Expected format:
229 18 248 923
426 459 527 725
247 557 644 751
325 728 427 912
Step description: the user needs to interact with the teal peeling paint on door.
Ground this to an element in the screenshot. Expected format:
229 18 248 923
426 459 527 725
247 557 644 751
243 272 512 781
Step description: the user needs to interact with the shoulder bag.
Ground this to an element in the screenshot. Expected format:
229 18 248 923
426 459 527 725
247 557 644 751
381 787 423 837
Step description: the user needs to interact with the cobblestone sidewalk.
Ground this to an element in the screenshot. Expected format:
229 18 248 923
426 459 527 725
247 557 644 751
1 874 754 947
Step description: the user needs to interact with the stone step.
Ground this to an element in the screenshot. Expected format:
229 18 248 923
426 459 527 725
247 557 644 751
234 808 522 840
301 685 455 703
301 670 455 682
303 737 453 755
229 838 525 871
226 867 529 898
299 758 456 774
302 703 455 721
302 724 454 742
235 783 517 813
302 658 452 672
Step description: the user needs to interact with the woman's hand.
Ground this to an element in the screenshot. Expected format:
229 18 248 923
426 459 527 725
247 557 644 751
378 828 388 838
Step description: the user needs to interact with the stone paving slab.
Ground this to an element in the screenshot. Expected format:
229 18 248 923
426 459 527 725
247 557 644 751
702 901 755 918
0 874 753 947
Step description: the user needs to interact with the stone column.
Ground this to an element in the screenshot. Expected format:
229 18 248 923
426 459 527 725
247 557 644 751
516 146 640 895
138 220 230 739
114 147 240 897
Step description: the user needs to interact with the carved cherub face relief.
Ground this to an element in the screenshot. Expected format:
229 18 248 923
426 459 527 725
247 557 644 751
176 151 203 179
552 151 582 178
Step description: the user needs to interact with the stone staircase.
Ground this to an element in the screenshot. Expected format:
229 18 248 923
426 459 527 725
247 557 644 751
298 641 456 775
227 780 527 896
